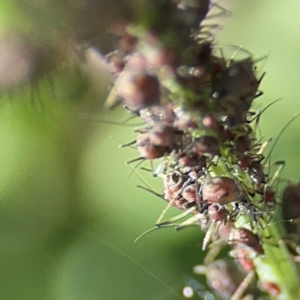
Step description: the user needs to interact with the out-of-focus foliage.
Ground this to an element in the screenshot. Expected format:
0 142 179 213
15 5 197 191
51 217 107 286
0 1 300 300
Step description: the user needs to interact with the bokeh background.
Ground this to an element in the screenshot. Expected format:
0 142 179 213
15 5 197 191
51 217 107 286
0 1 300 299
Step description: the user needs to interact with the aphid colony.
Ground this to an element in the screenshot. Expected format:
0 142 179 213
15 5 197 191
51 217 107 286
100 0 300 299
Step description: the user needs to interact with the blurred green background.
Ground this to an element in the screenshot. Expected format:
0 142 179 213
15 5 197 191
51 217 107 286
1 1 300 300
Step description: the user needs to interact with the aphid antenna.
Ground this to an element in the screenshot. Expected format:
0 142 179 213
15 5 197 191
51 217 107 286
264 111 300 164
230 270 255 300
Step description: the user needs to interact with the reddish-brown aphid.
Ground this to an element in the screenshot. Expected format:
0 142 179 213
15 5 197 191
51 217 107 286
181 184 198 203
260 281 281 297
119 33 138 53
234 135 252 155
263 189 276 208
229 228 264 255
136 132 167 160
282 183 300 237
231 248 255 272
193 260 256 300
212 58 259 104
136 124 183 160
192 136 219 158
139 105 176 127
177 151 207 171
201 204 229 250
248 160 266 186
117 70 160 110
202 176 240 205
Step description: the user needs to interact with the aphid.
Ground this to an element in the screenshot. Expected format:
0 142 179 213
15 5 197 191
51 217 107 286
201 176 241 205
181 183 199 203
234 134 252 156
136 124 183 160
211 58 261 104
139 105 176 127
202 204 229 250
210 58 264 127
193 260 257 300
172 0 210 30
136 132 167 160
192 136 219 159
229 228 264 255
173 107 199 130
177 151 207 171
260 281 281 297
282 183 300 239
117 70 160 111
230 247 255 272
